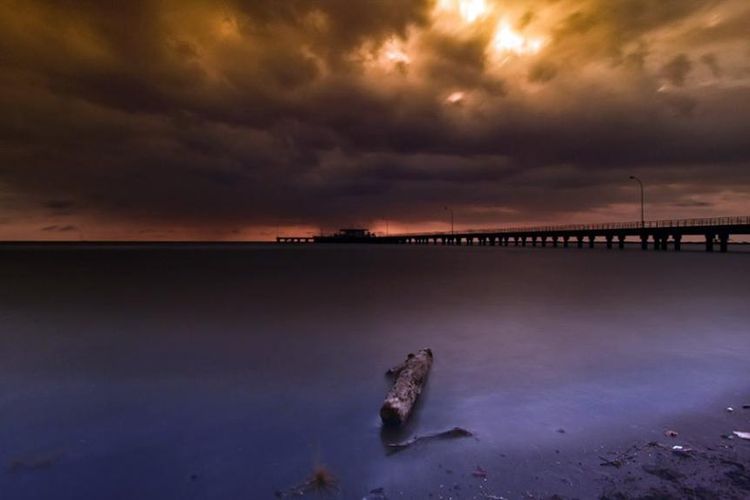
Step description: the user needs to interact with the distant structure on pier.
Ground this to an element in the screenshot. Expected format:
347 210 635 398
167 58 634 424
276 228 375 244
314 228 375 243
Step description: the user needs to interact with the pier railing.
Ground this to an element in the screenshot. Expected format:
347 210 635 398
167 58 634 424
392 216 750 237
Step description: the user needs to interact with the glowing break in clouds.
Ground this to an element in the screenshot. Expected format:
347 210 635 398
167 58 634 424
492 21 544 55
0 0 749 239
433 0 546 58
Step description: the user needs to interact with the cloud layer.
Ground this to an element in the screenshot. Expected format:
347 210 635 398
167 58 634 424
1 0 749 239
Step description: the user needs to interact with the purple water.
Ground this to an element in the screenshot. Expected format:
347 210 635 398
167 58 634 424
0 244 748 498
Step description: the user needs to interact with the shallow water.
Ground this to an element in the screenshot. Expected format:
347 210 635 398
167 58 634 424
0 244 748 498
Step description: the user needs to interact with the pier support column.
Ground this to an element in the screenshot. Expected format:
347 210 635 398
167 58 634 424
617 235 625 249
653 235 661 251
532 236 537 247
552 236 559 248
521 237 527 247
719 233 729 253
541 236 547 247
705 234 714 252
563 236 570 248
640 234 648 250
605 235 613 250
588 235 595 248
673 235 681 251
577 236 584 248
660 236 668 251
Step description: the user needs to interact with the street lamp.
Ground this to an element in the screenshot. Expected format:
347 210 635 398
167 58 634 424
629 176 645 228
444 206 454 235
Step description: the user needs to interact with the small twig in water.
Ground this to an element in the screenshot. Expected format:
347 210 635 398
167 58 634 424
386 427 474 454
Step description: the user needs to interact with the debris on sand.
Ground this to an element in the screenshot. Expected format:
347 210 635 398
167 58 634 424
599 455 624 468
363 486 387 499
664 429 679 438
642 464 685 482
275 465 338 498
386 427 473 454
472 466 488 478
671 445 694 457
598 442 644 468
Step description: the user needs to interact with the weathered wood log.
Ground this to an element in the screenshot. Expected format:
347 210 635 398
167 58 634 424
380 348 433 426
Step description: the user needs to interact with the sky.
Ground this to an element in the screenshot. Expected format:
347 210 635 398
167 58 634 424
1 0 749 240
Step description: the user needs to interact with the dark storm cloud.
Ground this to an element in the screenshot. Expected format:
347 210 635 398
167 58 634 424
0 0 749 238
661 54 693 87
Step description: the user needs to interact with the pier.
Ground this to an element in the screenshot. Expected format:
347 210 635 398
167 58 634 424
275 236 315 244
280 217 750 252
378 216 750 252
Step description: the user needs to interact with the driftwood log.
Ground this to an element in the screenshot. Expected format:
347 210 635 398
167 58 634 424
380 348 433 426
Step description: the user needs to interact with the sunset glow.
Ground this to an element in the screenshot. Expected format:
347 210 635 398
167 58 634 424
0 0 748 240
436 0 490 24
492 21 545 55
446 91 466 104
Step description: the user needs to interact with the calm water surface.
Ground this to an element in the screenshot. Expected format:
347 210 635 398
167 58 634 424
0 244 748 498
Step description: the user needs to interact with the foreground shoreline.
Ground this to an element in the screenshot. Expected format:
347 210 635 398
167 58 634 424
354 403 750 500
352 430 750 499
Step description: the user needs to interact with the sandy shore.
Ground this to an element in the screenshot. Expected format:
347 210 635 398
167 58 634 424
357 407 750 499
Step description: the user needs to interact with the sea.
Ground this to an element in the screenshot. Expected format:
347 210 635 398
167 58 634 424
0 243 748 498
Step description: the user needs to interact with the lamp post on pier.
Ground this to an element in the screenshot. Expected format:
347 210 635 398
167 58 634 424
444 206 454 235
629 176 645 228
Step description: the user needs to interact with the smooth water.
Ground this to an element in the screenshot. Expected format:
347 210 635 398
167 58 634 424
0 244 748 499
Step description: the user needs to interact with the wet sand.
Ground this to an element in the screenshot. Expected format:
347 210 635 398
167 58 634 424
357 407 750 499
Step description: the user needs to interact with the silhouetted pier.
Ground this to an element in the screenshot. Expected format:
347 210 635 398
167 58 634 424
276 236 314 244
279 217 750 252
381 216 750 252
